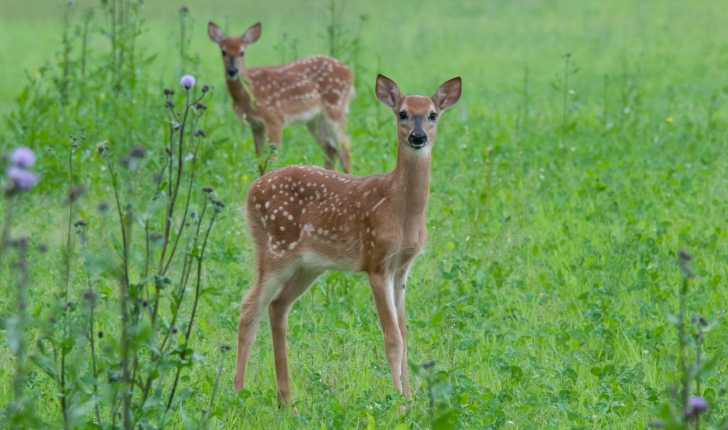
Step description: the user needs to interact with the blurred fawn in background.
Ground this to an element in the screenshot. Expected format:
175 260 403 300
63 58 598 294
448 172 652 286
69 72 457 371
208 22 354 174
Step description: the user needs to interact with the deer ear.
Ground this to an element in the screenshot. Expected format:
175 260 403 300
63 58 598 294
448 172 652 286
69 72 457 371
242 22 262 45
208 22 226 44
432 77 462 111
375 74 403 109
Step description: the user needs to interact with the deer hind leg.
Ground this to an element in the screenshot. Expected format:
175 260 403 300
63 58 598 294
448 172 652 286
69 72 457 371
234 263 294 392
306 116 338 171
368 272 404 393
268 267 323 409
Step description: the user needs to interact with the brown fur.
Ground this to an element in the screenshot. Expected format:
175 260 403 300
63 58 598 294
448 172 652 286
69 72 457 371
233 75 462 410
209 22 354 173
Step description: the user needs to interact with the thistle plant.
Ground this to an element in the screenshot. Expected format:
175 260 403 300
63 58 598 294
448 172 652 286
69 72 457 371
0 74 230 429
649 250 727 429
1 147 40 429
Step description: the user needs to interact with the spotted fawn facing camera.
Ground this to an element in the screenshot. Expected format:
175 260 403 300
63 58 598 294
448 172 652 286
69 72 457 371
208 22 354 174
234 74 462 410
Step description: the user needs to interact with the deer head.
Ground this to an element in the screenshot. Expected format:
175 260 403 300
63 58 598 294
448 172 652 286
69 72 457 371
208 22 262 81
375 74 462 155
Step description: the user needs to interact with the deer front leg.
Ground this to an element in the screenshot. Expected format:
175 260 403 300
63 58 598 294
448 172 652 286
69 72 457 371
393 266 412 399
268 268 323 410
250 121 266 157
250 121 266 176
234 270 288 392
368 272 404 393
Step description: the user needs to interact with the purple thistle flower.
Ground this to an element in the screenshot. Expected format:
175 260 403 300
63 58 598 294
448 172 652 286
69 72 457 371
7 166 38 190
180 75 196 89
689 396 708 412
10 147 36 169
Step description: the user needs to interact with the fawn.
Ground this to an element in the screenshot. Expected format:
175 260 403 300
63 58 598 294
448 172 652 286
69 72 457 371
208 22 354 174
234 74 462 409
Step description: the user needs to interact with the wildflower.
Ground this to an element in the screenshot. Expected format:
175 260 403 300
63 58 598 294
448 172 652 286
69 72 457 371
68 185 85 202
83 289 97 304
211 199 225 208
699 316 707 326
665 116 674 123
165 99 174 108
180 6 189 12
689 396 707 412
171 326 179 334
10 147 36 168
203 186 214 193
74 219 87 227
97 143 110 155
49 316 57 324
128 144 147 159
7 166 38 191
164 87 173 96
220 344 231 353
98 330 103 338
66 300 74 308
202 84 210 93
142 300 148 307
180 74 196 89
7 236 30 249
196 101 207 110
195 129 206 137
678 249 693 278
97 201 110 213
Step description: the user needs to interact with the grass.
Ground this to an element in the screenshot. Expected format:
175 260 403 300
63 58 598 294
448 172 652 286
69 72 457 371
1 0 728 428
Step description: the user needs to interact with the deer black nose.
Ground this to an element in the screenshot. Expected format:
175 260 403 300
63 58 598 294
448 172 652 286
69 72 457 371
227 67 238 77
408 132 427 147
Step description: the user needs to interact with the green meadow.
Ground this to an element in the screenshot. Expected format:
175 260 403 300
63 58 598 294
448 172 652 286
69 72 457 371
0 0 727 428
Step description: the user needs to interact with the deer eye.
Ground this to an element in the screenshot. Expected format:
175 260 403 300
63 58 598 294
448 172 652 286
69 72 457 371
221 50 226 57
239 51 245 58
399 111 407 120
429 112 437 121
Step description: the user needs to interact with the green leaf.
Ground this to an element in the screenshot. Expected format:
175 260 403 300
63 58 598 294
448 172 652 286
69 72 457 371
431 310 445 326
30 353 57 380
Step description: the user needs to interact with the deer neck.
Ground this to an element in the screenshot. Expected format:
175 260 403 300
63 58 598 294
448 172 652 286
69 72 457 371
389 145 432 221
226 72 256 117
